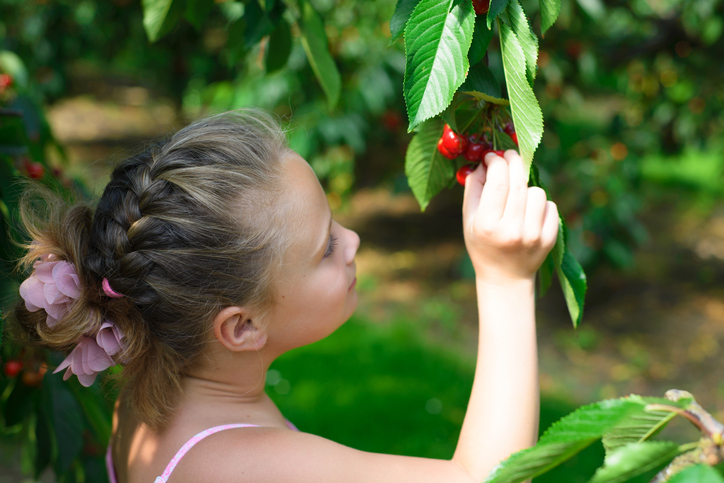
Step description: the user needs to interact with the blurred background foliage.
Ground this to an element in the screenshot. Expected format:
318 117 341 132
0 0 723 481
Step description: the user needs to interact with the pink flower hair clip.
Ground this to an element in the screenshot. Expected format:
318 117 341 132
19 255 81 327
19 251 126 387
54 321 125 387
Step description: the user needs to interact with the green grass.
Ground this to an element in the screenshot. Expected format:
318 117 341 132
268 314 610 480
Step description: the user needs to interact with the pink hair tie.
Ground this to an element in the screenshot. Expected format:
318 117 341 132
102 278 124 298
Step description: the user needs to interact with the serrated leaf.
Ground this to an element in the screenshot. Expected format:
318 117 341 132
265 19 292 73
459 62 508 105
298 0 341 110
602 406 678 456
538 251 555 297
667 464 724 483
142 0 179 43
469 16 494 66
404 0 475 131
390 0 422 42
405 118 454 211
486 0 510 29
539 0 561 35
557 246 587 327
498 21 543 174
589 442 682 483
504 0 538 86
483 398 649 483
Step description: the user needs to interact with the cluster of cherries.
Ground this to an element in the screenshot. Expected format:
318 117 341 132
2 358 47 386
437 123 518 185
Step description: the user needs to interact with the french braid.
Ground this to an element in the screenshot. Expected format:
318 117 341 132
10 110 291 429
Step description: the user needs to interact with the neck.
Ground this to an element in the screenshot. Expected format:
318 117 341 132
182 343 277 405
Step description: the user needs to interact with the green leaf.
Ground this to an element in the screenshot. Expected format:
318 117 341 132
589 442 682 483
405 118 454 211
538 251 555 297
0 50 29 88
498 20 543 174
459 62 508 105
539 0 561 35
504 0 538 86
486 0 510 29
404 0 475 131
184 0 215 30
244 0 275 46
43 375 83 474
468 16 494 66
265 19 292 73
390 0 422 42
142 0 180 43
483 397 648 483
602 405 680 456
298 0 342 110
556 246 587 327
668 465 724 483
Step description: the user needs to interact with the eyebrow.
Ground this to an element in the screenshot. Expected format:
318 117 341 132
317 209 333 260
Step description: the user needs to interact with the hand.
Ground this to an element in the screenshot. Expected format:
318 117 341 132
462 150 559 283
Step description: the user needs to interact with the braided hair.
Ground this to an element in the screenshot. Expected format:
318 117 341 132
9 110 291 429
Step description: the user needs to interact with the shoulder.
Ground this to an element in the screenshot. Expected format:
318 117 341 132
167 427 472 483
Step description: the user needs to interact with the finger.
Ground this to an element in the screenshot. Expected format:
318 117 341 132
501 150 528 226
478 152 509 224
522 187 548 244
462 163 487 224
540 201 560 249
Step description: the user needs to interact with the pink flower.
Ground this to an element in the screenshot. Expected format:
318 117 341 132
19 260 81 327
52 321 126 387
96 321 124 356
53 337 113 387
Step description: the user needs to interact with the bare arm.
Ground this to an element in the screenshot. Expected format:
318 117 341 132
200 150 559 483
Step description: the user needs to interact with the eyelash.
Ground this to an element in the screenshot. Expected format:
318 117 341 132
323 232 338 259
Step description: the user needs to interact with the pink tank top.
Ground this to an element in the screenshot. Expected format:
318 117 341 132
106 420 298 483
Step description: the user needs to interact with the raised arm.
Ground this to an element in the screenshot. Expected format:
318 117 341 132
453 150 559 480
210 150 559 483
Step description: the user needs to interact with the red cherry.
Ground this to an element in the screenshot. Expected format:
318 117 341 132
503 122 515 136
472 0 490 15
3 360 23 378
510 132 518 145
437 137 457 159
381 110 401 131
463 143 484 162
456 164 476 186
0 74 12 89
442 125 468 155
27 162 45 179
494 150 505 157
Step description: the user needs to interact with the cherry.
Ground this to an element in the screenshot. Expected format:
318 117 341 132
442 124 468 155
503 122 518 146
381 110 401 131
26 162 45 179
472 0 490 15
21 363 46 387
437 137 457 159
463 142 484 162
3 360 23 378
494 150 505 157
456 164 476 186
0 74 11 89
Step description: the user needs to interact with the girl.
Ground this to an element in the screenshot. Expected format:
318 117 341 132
11 110 558 483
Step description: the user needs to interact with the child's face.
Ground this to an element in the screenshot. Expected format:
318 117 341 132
264 152 360 352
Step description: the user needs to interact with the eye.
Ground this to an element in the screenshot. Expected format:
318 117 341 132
323 232 338 259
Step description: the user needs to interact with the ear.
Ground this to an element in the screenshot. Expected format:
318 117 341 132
212 306 268 352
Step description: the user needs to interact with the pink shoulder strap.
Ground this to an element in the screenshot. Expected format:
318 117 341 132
154 424 260 483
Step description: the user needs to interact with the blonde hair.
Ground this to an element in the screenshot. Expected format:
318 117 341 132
9 110 292 430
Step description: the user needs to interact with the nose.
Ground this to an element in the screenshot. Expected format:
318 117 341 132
343 227 360 265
